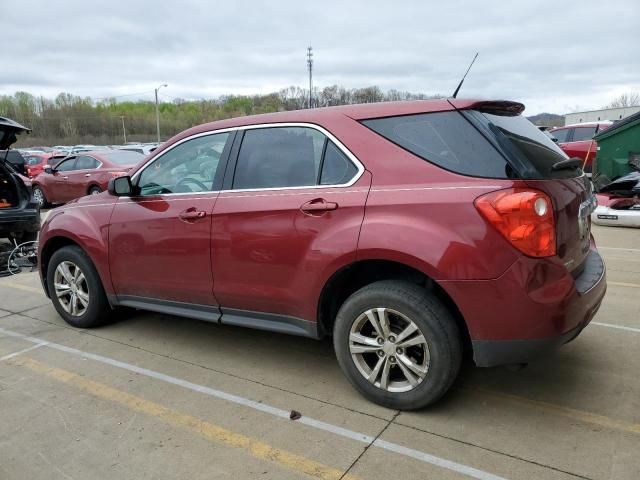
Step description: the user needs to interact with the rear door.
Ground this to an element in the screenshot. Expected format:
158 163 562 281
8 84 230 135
212 124 370 324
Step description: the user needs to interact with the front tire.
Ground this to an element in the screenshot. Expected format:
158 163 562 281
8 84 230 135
47 245 111 328
333 280 462 410
88 186 102 195
32 185 49 208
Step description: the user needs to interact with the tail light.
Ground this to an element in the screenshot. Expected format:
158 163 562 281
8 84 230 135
474 188 556 257
109 171 128 178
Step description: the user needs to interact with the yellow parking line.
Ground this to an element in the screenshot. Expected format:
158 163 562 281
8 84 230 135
15 357 359 480
469 387 640 435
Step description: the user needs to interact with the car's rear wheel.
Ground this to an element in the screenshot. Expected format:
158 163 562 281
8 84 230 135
47 245 111 328
88 186 102 195
32 185 49 208
333 280 462 410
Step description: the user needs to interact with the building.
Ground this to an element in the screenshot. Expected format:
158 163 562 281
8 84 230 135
565 106 640 125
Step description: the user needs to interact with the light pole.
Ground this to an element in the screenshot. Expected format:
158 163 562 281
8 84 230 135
307 46 313 109
120 115 127 144
155 83 168 142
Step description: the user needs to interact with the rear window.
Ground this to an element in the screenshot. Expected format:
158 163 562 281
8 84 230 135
464 111 574 179
361 111 514 179
572 126 597 142
102 150 144 165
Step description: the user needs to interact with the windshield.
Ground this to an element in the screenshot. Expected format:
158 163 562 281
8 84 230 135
464 110 575 179
102 150 144 166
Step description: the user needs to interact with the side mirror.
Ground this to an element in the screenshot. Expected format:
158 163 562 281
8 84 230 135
44 164 53 174
108 175 134 196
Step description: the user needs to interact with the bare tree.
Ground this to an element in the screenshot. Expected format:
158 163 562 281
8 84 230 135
604 92 640 108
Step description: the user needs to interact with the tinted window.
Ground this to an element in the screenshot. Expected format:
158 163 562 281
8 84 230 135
321 141 358 185
102 150 144 165
571 127 597 142
233 127 325 189
75 155 99 170
466 111 574 179
24 155 43 166
550 128 570 142
138 132 230 195
55 158 77 172
362 111 513 178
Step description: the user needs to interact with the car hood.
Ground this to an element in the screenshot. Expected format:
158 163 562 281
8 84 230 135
0 117 31 150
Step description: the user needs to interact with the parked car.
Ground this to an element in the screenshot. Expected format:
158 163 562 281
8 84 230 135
38 99 606 410
548 122 611 173
0 149 28 175
32 150 143 207
22 152 53 178
116 144 157 155
0 117 40 242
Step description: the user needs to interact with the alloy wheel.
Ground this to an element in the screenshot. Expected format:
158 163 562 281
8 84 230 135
33 187 44 206
349 307 430 393
53 261 89 317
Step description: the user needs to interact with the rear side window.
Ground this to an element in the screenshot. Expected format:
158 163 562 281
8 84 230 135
361 112 514 178
75 155 99 169
571 127 597 142
233 127 359 189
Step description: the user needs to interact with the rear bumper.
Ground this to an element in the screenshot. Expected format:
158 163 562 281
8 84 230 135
441 246 606 367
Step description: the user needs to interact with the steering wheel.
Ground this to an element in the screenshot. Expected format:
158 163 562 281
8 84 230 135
175 177 208 192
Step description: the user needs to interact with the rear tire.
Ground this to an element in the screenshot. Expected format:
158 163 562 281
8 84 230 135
47 245 111 328
333 280 462 410
88 186 102 195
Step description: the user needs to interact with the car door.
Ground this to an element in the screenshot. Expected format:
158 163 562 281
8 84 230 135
563 126 597 162
211 125 371 327
47 156 77 203
66 155 100 199
108 131 233 313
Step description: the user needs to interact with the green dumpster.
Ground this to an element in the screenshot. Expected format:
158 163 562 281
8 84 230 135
593 110 640 182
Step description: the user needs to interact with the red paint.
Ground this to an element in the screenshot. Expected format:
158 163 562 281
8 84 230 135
38 100 606 355
549 122 611 171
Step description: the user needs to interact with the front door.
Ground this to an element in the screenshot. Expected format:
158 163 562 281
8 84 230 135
109 131 233 309
212 125 370 323
48 156 78 203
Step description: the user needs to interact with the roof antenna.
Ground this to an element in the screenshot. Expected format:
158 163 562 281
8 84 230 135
452 52 479 99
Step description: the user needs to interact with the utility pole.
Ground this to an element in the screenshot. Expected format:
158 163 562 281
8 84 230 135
120 115 127 144
307 46 313 109
155 83 168 142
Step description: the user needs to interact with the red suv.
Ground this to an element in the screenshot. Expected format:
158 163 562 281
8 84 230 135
549 122 611 173
38 99 606 409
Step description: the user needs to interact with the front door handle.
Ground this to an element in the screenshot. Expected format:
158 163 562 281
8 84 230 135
84 173 91 177
62 176 69 180
179 208 207 222
300 198 339 215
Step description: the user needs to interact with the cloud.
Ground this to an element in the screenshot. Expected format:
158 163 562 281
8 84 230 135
3 0 639 114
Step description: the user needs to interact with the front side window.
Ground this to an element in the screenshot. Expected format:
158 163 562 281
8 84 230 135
550 128 570 143
137 132 230 195
55 158 77 172
571 126 597 142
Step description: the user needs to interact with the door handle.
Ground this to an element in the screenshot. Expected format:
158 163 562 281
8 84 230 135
62 176 69 180
84 173 91 177
300 198 339 215
179 208 207 222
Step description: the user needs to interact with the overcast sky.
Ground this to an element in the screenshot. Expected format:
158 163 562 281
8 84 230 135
5 0 639 115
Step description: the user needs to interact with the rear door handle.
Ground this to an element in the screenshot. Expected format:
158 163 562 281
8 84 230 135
300 198 338 215
179 208 207 222
84 173 91 177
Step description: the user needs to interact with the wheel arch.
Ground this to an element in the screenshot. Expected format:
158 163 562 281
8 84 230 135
317 258 471 354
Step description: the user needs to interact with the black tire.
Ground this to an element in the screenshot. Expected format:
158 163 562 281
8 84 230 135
32 185 49 208
47 245 111 328
333 280 462 410
88 186 102 195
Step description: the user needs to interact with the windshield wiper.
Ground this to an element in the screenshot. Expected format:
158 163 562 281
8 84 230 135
552 157 583 171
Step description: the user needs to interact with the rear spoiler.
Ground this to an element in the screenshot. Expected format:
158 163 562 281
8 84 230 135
448 99 525 116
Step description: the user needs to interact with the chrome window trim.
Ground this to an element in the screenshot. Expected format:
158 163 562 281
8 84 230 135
130 122 365 197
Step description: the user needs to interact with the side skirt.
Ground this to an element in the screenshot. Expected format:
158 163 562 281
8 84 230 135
109 295 321 339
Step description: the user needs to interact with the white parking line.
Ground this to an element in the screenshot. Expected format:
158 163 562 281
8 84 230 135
592 322 640 334
0 326 505 480
0 342 48 361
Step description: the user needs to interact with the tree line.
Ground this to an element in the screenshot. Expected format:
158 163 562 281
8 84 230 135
0 86 441 147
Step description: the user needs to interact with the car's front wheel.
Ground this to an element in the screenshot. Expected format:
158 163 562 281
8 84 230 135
47 245 111 328
333 280 462 410
88 186 102 195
